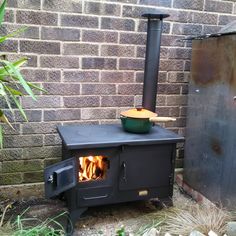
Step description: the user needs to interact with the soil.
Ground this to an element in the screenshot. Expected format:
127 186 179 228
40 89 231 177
0 186 192 236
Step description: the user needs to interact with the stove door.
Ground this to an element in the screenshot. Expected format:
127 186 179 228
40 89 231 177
44 157 77 198
119 144 173 191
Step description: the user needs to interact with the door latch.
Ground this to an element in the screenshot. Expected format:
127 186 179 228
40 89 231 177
47 175 54 184
121 162 127 182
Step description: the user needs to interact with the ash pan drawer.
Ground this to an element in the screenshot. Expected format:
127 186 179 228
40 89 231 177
77 186 113 207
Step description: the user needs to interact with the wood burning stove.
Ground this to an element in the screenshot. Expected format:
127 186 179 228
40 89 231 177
44 125 184 228
43 12 184 232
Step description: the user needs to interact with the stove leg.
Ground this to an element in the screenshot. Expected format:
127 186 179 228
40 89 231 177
66 207 88 236
150 197 173 209
160 197 173 207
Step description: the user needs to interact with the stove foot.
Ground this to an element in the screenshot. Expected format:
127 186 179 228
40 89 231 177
150 197 173 209
160 197 173 207
66 207 88 236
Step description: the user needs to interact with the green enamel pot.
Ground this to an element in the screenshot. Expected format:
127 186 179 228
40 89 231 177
120 116 152 134
120 108 176 134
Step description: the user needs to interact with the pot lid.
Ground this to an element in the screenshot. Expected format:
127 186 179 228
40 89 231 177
120 108 157 119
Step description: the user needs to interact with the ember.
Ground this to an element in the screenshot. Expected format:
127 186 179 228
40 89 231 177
78 156 108 182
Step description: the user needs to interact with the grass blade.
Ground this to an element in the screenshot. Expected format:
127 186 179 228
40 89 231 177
9 210 67 236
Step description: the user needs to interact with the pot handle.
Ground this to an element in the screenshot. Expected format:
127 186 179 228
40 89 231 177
149 117 176 122
120 115 126 120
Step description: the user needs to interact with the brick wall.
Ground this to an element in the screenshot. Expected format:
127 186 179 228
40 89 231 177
0 0 236 185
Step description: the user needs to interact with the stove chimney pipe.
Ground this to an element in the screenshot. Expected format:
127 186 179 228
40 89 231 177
142 13 169 112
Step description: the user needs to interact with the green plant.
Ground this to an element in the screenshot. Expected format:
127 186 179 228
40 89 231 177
0 205 67 236
0 0 44 148
136 219 164 235
116 226 126 236
138 201 231 236
163 203 230 235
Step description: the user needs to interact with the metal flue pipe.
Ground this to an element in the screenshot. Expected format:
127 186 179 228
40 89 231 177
142 13 169 112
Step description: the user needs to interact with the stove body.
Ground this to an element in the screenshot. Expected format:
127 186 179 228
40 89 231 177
44 124 184 224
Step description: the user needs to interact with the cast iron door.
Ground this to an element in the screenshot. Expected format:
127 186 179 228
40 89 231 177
44 157 77 198
119 144 173 190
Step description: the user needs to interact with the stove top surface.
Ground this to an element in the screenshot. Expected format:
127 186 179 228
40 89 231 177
57 124 184 149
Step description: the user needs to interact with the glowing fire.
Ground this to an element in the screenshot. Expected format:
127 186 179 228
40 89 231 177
79 156 108 181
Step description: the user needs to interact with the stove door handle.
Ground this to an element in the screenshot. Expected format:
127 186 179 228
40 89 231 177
83 195 108 200
121 161 127 183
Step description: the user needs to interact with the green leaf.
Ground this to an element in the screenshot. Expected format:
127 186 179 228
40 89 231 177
0 83 6 96
0 83 14 115
4 85 28 121
0 75 9 82
0 111 14 129
10 57 28 68
0 124 3 149
0 59 36 100
0 0 6 26
116 227 126 236
0 57 27 75
27 82 47 93
5 85 23 96
0 26 27 43
11 94 28 121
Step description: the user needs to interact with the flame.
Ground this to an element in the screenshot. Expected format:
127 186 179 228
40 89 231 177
79 156 108 182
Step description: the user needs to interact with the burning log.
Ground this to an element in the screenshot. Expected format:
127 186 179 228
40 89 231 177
78 155 108 182
95 166 102 177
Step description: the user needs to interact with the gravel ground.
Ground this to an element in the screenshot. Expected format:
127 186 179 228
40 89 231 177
1 185 192 236
73 186 192 235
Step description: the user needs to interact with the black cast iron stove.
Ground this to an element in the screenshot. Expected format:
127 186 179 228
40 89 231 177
44 124 184 228
43 12 184 231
